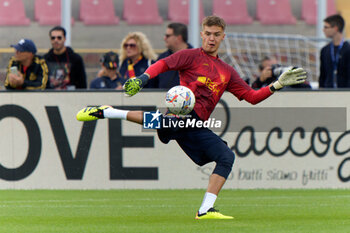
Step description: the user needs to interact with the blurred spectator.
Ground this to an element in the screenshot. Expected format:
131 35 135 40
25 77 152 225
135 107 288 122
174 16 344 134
119 32 157 87
90 51 125 89
251 56 278 89
319 14 350 88
44 26 87 90
4 39 48 90
252 56 311 89
151 23 193 88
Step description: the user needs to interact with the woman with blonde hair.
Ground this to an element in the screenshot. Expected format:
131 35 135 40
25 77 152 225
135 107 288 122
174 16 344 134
119 32 157 87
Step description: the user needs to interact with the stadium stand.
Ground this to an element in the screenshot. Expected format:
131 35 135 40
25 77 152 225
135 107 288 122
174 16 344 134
79 0 119 25
168 0 205 24
212 0 253 25
35 0 75 25
0 1 322 49
256 0 297 25
123 0 163 25
301 0 336 25
0 0 324 88
0 0 30 26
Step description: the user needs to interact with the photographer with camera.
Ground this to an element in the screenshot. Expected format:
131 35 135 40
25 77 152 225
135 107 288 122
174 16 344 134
252 56 311 89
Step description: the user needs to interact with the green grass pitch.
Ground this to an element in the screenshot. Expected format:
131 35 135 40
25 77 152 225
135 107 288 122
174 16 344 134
0 189 349 233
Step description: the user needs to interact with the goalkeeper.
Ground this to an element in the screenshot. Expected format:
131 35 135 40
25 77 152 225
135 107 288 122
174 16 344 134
77 16 307 220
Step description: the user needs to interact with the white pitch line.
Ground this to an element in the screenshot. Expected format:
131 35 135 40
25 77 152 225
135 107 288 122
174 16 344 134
0 204 186 209
0 198 112 204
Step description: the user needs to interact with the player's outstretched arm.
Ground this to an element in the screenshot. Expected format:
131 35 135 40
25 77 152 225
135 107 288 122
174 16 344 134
239 67 307 105
270 67 307 92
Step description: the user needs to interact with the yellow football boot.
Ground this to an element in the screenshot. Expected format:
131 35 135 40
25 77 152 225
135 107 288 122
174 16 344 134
195 208 234 220
76 105 111 121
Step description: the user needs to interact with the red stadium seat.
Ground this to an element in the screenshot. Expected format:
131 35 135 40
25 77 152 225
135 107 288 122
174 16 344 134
302 0 337 25
213 0 253 25
35 0 75 25
0 0 30 26
80 0 119 25
123 0 163 25
256 0 296 25
168 0 205 24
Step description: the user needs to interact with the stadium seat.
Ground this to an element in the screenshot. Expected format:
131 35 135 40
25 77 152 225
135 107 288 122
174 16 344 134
256 0 296 25
35 0 75 25
301 0 336 25
79 0 119 25
168 0 205 24
213 0 253 25
123 0 163 25
0 0 30 26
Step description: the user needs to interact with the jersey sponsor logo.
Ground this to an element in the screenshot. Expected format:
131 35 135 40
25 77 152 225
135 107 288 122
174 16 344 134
197 76 220 95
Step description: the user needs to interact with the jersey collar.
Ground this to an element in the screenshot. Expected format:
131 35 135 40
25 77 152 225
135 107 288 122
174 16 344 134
200 48 219 60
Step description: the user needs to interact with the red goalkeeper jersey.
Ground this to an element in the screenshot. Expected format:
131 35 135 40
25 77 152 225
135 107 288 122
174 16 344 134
147 48 272 120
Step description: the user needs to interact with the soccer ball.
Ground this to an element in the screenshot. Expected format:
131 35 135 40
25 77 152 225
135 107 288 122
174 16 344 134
165 85 195 115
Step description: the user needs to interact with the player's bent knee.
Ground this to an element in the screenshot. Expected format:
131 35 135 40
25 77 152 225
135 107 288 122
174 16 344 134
220 147 235 166
213 150 235 179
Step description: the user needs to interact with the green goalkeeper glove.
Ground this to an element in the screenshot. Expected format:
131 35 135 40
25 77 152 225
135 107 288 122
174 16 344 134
271 67 307 91
123 74 150 96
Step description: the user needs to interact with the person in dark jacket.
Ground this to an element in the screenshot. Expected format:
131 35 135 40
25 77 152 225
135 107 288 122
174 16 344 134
44 26 87 90
151 23 193 88
90 51 125 89
5 39 48 90
319 14 350 88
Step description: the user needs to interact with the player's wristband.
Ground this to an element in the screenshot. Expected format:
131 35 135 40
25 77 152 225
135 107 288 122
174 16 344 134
269 85 276 92
271 81 283 92
138 73 150 87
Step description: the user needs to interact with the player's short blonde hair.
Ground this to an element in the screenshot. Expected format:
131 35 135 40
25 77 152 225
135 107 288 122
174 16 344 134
202 16 226 31
119 32 157 65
